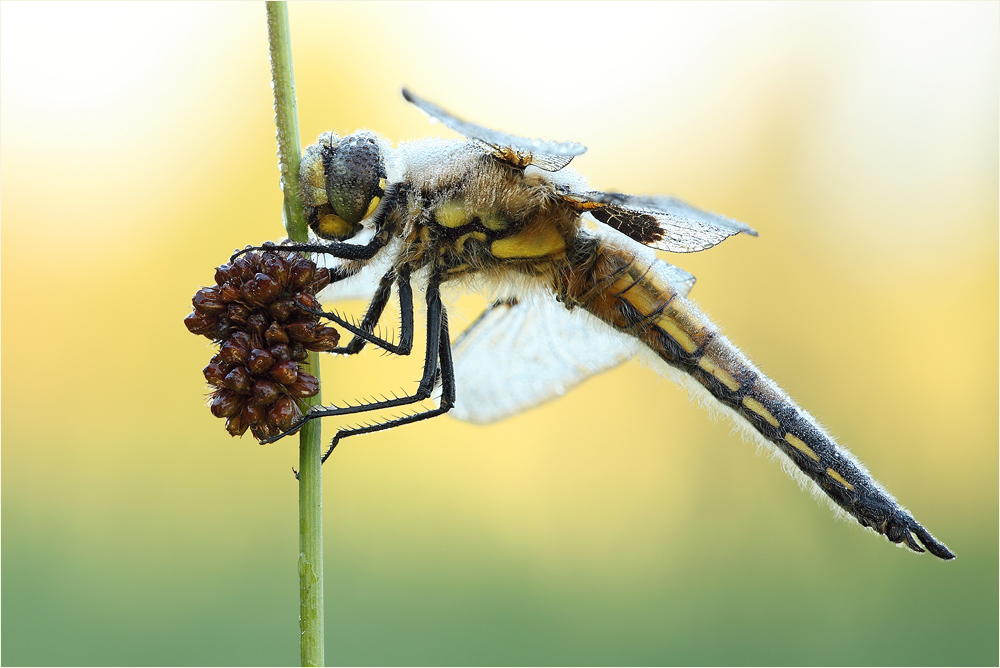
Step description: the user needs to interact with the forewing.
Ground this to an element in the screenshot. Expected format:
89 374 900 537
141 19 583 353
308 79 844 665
402 88 586 172
571 190 757 253
450 295 639 424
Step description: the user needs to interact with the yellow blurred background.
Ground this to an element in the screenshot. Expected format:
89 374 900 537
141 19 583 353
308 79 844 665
2 2 996 665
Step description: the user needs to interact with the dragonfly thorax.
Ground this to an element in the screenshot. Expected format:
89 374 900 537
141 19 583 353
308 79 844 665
386 142 584 280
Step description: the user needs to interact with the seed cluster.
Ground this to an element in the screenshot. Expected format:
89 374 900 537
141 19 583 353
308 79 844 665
184 250 339 440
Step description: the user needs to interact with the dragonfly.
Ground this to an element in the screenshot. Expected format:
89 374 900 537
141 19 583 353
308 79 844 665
236 89 954 560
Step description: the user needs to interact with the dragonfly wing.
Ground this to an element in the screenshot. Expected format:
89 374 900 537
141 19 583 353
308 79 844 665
450 294 640 424
402 88 587 172
562 189 757 253
626 193 757 235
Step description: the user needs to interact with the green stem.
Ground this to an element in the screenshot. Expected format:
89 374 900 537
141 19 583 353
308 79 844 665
266 3 324 666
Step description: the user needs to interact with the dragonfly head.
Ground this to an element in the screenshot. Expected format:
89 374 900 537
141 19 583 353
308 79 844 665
300 131 387 241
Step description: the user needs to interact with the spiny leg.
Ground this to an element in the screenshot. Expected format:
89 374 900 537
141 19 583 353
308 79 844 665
258 274 445 445
319 265 415 356
231 235 409 352
231 186 397 264
229 233 388 264
320 292 456 463
330 269 395 355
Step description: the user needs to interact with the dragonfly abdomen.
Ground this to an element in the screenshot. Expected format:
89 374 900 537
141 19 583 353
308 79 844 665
559 236 954 558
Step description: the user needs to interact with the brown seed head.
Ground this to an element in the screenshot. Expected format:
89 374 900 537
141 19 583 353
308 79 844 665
185 250 338 442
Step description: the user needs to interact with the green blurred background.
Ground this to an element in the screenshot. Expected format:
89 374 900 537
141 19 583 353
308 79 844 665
2 2 996 665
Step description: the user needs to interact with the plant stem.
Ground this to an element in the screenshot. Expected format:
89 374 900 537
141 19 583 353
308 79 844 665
266 3 324 666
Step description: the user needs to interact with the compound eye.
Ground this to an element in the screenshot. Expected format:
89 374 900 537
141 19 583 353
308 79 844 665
322 133 386 227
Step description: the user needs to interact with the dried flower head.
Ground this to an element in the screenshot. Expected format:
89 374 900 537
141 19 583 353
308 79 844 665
185 250 338 440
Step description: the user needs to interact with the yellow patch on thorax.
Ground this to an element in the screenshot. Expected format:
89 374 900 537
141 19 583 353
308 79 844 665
454 231 488 255
481 212 509 231
435 200 470 228
490 224 566 260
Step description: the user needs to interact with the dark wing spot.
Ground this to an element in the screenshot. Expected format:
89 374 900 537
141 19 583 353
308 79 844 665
590 206 666 245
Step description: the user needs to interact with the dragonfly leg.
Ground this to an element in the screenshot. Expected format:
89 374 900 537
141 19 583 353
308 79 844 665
231 184 400 264
312 265 414 355
320 294 455 463
229 233 388 264
258 274 446 445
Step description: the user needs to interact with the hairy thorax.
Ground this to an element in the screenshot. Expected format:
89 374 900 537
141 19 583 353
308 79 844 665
389 142 583 282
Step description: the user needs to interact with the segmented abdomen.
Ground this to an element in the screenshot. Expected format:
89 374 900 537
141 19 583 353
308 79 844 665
557 235 952 558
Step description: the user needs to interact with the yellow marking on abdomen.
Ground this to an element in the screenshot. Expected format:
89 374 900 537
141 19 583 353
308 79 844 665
490 225 565 259
697 356 741 391
656 316 696 353
654 299 707 354
742 396 779 427
615 264 678 320
826 468 855 491
785 433 820 462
